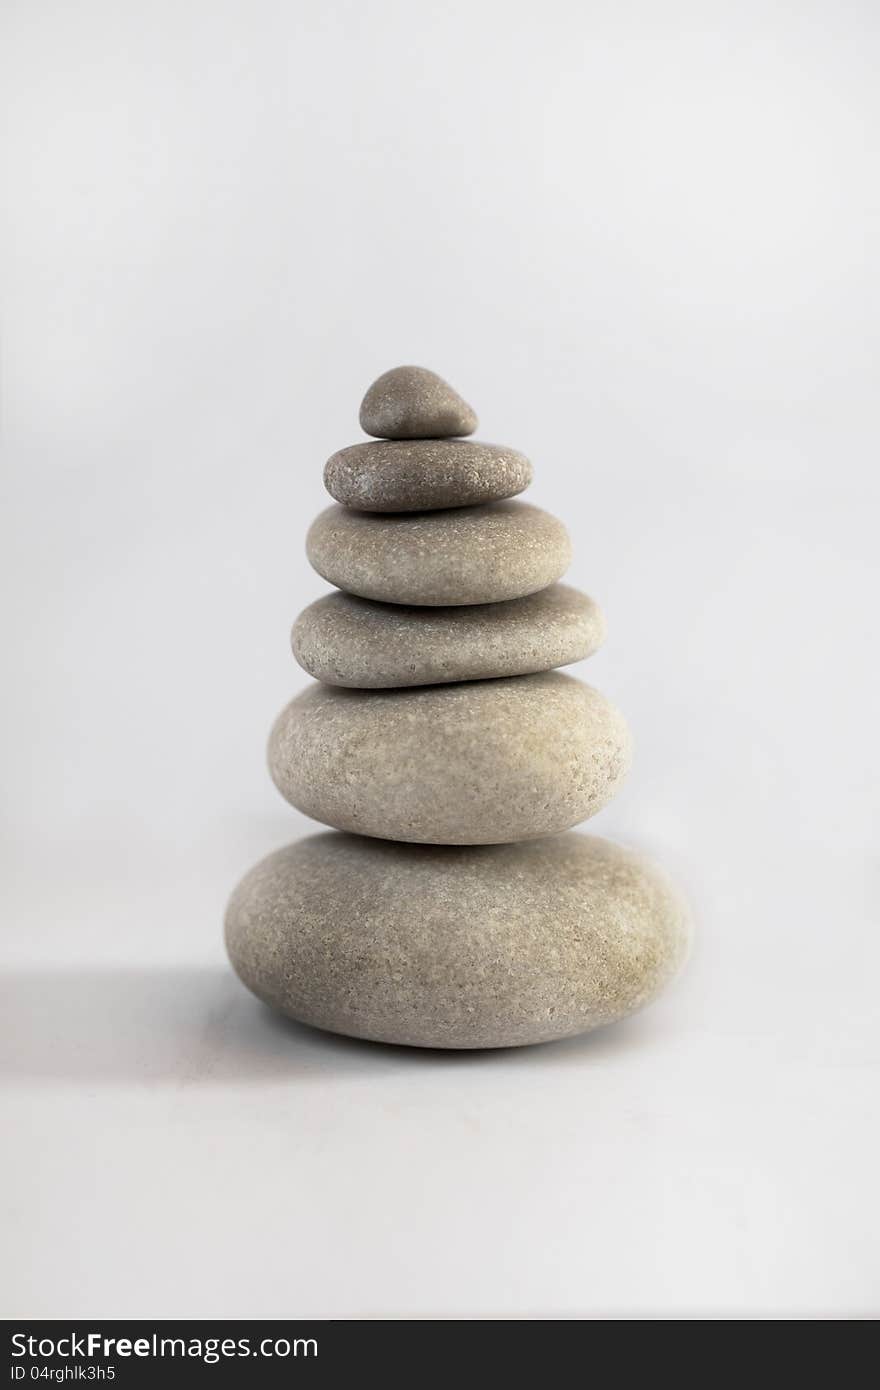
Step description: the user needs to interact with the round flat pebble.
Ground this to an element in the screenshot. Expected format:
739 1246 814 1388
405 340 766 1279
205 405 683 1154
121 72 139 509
324 438 532 512
291 583 605 688
306 501 571 606
268 671 631 844
225 831 690 1049
359 365 477 440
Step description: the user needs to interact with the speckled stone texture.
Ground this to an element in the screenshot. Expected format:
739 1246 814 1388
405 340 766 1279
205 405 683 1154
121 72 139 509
291 584 605 688
359 364 477 440
225 361 690 1049
324 438 532 512
268 671 632 844
225 831 690 1049
306 501 572 606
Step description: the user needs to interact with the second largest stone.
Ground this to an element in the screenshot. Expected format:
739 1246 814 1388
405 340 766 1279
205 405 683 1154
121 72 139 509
268 670 632 844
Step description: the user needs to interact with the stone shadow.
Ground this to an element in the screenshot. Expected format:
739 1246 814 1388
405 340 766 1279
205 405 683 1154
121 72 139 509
0 965 664 1085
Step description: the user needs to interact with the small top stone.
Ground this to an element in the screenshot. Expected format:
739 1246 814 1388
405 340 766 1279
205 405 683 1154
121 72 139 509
359 365 478 440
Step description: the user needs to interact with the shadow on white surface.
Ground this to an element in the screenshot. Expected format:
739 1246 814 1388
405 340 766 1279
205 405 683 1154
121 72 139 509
1 965 672 1083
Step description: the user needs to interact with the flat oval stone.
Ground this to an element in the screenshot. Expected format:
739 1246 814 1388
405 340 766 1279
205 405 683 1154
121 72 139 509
306 501 571 606
291 584 605 688
268 671 631 844
324 438 532 512
359 365 477 439
225 831 690 1049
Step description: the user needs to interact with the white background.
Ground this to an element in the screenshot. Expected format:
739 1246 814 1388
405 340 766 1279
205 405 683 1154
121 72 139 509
2 1 878 1318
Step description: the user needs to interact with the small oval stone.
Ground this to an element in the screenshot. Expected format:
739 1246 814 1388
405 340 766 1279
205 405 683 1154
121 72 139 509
225 831 690 1049
324 438 532 512
306 501 571 606
268 671 631 844
359 364 477 440
291 584 605 688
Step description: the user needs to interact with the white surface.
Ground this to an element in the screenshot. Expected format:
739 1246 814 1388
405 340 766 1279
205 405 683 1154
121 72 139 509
1 1 878 1319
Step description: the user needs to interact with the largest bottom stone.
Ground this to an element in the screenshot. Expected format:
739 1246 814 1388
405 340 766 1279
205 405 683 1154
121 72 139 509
225 831 689 1049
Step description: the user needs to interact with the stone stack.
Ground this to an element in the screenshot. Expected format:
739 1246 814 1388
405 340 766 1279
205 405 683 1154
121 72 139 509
225 367 689 1048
